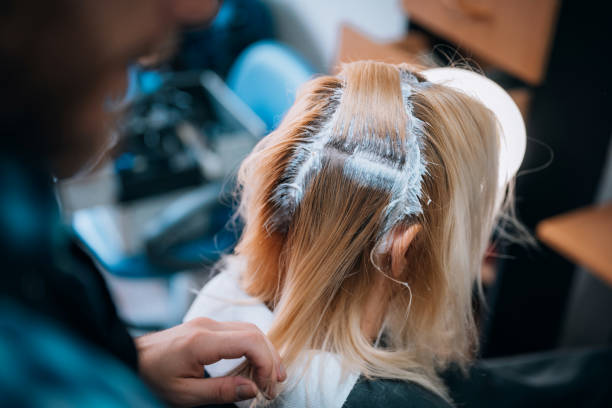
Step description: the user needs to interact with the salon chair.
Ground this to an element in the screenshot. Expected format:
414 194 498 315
227 40 317 131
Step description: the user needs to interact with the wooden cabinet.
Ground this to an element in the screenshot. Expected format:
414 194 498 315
402 0 560 84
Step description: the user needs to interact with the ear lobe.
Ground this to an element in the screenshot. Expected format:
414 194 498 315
390 224 422 279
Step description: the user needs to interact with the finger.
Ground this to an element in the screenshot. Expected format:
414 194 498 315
187 318 266 337
190 319 285 383
186 319 284 393
201 330 279 398
177 376 258 406
212 322 286 382
259 331 286 382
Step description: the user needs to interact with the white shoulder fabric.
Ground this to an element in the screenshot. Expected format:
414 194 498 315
183 258 360 408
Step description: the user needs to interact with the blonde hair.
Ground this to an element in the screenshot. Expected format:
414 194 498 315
232 61 504 398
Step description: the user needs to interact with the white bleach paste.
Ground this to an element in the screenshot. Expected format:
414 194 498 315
270 70 428 235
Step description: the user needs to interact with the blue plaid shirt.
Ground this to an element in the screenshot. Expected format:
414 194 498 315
0 301 163 407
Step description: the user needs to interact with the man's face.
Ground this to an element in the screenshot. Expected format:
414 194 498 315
57 0 221 178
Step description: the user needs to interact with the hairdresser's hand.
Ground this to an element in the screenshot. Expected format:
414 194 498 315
136 317 286 407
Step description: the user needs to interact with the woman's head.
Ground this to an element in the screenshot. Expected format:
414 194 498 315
234 61 505 396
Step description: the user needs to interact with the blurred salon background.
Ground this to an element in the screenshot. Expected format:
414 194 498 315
8 0 612 363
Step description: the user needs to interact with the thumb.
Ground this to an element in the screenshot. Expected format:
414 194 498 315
180 376 258 405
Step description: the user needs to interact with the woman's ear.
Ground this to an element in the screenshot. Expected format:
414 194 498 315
390 224 422 279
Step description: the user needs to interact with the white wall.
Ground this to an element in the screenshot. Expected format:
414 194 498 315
261 0 407 72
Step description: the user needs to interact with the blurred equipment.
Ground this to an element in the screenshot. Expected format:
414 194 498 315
63 70 265 280
116 70 263 202
116 74 211 202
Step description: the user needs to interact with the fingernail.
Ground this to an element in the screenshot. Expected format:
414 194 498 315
236 384 257 400
278 363 287 381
